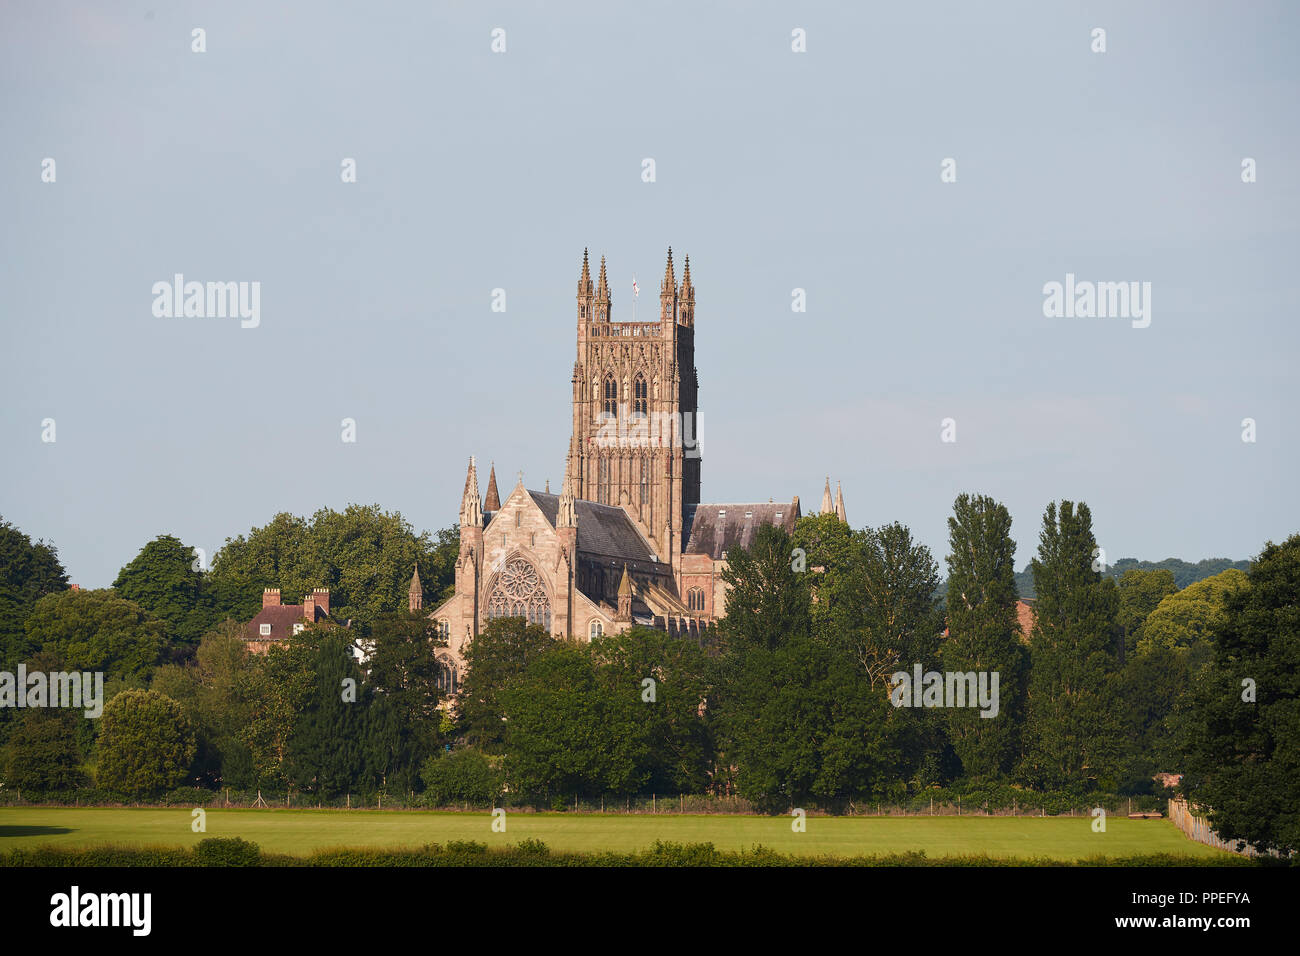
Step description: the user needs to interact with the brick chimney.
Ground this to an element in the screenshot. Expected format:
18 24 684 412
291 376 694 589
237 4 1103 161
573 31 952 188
302 591 316 623
263 588 281 608
312 588 330 617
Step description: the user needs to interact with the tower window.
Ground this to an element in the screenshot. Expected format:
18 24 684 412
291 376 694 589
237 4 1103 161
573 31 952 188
633 374 648 417
639 458 649 505
602 375 617 419
688 587 705 612
598 457 611 504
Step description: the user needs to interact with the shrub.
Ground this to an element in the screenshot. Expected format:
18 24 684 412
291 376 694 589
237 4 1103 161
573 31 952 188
419 749 502 806
194 837 261 867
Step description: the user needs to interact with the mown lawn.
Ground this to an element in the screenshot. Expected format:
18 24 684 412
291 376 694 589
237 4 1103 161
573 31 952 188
0 807 1226 860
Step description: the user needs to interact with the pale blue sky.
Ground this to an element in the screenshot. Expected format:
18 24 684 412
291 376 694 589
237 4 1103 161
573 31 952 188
2 0 1296 587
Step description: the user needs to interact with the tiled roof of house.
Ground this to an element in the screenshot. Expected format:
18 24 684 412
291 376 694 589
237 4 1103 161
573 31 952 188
682 501 799 559
244 602 326 642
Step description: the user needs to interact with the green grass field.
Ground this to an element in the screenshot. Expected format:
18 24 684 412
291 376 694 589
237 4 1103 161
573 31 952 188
0 807 1226 860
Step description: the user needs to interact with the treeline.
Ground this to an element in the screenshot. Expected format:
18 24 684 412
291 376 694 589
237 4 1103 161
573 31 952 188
0 500 1296 857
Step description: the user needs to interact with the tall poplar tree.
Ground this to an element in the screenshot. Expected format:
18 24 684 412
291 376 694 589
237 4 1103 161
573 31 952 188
1019 501 1122 792
940 494 1027 779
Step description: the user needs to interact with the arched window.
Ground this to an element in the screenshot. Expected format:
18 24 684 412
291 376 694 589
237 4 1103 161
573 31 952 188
589 621 603 639
602 374 618 419
436 658 459 695
486 557 551 628
633 373 648 417
688 587 705 611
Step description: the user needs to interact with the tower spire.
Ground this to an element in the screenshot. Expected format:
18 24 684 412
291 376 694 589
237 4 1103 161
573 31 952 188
835 481 846 523
484 462 501 511
460 456 483 527
821 476 833 515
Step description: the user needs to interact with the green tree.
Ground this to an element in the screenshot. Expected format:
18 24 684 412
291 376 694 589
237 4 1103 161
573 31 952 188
1178 535 1298 855
24 589 163 681
458 616 555 752
283 627 371 799
716 523 810 653
96 689 196 796
1116 568 1178 660
589 626 713 795
1138 568 1249 655
209 506 456 628
501 642 607 799
361 609 447 791
151 621 261 787
2 710 85 791
112 534 216 655
420 748 502 806
940 494 1027 779
0 517 69 668
1019 501 1122 793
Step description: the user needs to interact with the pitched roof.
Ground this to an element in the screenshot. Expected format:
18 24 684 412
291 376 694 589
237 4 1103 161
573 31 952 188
244 602 324 642
528 491 658 563
682 502 799 560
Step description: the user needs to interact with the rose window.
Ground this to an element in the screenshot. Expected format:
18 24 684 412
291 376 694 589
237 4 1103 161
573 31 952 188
487 558 551 629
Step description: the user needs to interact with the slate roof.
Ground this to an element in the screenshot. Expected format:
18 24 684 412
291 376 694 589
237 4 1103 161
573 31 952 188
682 501 799 560
528 492 659 564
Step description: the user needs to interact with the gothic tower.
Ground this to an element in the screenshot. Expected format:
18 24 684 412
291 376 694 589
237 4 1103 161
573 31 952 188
566 247 701 571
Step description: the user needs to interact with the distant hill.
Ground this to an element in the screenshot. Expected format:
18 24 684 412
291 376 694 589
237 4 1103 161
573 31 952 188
936 557 1251 604
1012 557 1251 601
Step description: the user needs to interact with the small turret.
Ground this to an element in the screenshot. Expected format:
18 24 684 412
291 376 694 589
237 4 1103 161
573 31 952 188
659 247 676 324
616 564 633 621
408 565 422 612
595 255 611 322
678 254 695 326
577 248 594 322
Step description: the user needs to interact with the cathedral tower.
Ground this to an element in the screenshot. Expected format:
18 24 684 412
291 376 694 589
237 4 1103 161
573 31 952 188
566 248 701 570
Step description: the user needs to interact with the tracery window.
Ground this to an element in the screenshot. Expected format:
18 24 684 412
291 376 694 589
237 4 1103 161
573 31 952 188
602 374 618 419
633 373 648 417
486 557 551 631
687 587 705 612
434 656 459 694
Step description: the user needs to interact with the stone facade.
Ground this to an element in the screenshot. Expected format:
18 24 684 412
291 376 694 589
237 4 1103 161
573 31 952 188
425 249 843 687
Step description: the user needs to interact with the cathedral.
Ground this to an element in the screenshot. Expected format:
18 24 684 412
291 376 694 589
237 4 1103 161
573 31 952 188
421 249 846 690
